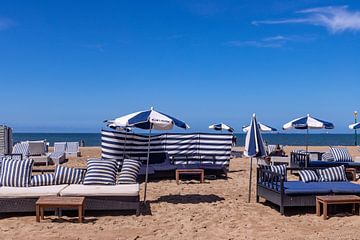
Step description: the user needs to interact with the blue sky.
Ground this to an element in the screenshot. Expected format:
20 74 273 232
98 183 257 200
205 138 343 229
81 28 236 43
1 0 360 133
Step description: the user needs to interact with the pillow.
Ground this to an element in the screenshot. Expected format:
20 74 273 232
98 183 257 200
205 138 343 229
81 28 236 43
55 165 85 184
330 147 352 162
299 170 319 183
83 159 118 185
321 152 334 162
117 159 142 184
0 158 34 187
317 165 347 182
270 164 287 176
31 173 55 186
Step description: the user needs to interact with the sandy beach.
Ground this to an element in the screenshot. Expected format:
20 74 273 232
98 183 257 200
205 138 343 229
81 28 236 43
1 146 360 240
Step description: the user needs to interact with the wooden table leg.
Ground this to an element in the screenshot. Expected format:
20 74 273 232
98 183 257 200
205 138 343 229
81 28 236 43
323 202 328 220
78 206 83 223
40 207 44 220
176 171 179 185
36 205 40 222
316 200 321 217
200 171 204 183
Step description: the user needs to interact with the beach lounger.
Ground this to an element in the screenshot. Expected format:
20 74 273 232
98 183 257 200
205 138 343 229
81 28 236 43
24 141 50 165
11 142 30 160
65 142 80 157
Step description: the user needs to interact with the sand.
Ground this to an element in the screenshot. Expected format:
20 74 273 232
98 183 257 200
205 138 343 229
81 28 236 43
1 146 360 240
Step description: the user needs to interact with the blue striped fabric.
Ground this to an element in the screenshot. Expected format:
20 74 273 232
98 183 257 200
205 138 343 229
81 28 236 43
270 164 287 176
321 152 334 161
117 159 141 184
12 142 30 159
54 165 85 184
317 165 347 182
31 173 55 186
299 170 319 183
83 159 118 185
101 130 232 167
330 147 353 162
0 158 34 187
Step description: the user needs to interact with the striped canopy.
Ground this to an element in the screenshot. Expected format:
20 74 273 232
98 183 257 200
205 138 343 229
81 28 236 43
349 122 360 129
242 122 277 133
105 107 190 130
283 114 334 130
244 114 267 158
209 123 234 132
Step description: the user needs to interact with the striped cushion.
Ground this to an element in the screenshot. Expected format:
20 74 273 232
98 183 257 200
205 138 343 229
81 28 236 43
117 159 141 184
0 159 34 187
317 165 347 182
299 170 319 183
54 165 85 184
321 152 334 161
12 142 30 159
83 159 118 185
330 147 352 162
270 164 287 176
31 173 55 186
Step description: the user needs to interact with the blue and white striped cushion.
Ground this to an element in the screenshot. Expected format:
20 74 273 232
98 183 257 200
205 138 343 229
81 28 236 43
0 158 34 187
330 147 352 162
317 165 347 182
321 152 334 161
117 159 141 184
270 164 287 176
83 159 118 185
54 165 85 184
299 170 319 183
12 142 30 159
31 173 55 186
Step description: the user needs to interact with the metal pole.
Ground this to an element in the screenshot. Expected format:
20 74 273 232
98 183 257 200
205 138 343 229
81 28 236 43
248 157 253 203
355 111 358 146
143 126 152 203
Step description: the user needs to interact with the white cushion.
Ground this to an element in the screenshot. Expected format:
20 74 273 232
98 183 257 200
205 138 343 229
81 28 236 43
59 184 139 197
0 184 68 198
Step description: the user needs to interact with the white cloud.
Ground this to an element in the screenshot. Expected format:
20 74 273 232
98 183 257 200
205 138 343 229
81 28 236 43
0 17 14 31
252 5 360 33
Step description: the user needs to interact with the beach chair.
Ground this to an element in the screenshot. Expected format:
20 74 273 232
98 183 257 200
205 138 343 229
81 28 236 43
65 142 80 157
51 142 67 165
10 142 30 160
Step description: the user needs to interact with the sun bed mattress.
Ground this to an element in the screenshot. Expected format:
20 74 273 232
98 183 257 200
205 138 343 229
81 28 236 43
0 184 68 198
59 184 140 197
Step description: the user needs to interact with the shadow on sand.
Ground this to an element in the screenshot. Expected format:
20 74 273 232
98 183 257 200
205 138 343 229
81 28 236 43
151 194 225 204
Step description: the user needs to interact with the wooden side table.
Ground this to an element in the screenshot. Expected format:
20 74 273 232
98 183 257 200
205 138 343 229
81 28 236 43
36 196 85 223
176 169 204 184
316 195 360 220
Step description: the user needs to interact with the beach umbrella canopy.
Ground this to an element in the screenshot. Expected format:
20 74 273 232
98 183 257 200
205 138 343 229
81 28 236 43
283 114 334 151
349 122 360 129
242 122 277 133
209 123 234 132
106 107 189 203
244 114 267 203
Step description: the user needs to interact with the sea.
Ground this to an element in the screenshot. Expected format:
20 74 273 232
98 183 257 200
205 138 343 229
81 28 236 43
12 133 359 147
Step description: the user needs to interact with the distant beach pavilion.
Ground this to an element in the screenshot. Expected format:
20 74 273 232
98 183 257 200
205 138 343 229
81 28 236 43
208 123 234 133
105 107 190 202
283 114 334 152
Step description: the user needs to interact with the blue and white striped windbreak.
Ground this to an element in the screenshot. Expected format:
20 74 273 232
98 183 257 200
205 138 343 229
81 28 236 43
105 107 189 130
349 122 360 129
242 122 277 133
244 114 267 158
283 114 334 130
209 123 234 132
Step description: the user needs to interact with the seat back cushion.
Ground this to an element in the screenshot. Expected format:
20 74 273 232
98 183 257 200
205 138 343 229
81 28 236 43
117 159 141 184
330 147 352 162
317 165 347 182
32 173 55 186
270 164 287 176
55 165 85 184
299 170 319 183
0 158 34 187
83 159 118 185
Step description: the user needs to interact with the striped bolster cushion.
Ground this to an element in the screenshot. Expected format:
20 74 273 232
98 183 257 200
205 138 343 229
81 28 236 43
299 170 319 183
330 147 353 162
0 158 34 187
117 159 142 184
321 152 334 161
317 165 347 182
31 173 55 186
83 159 118 185
55 165 86 184
270 164 287 176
